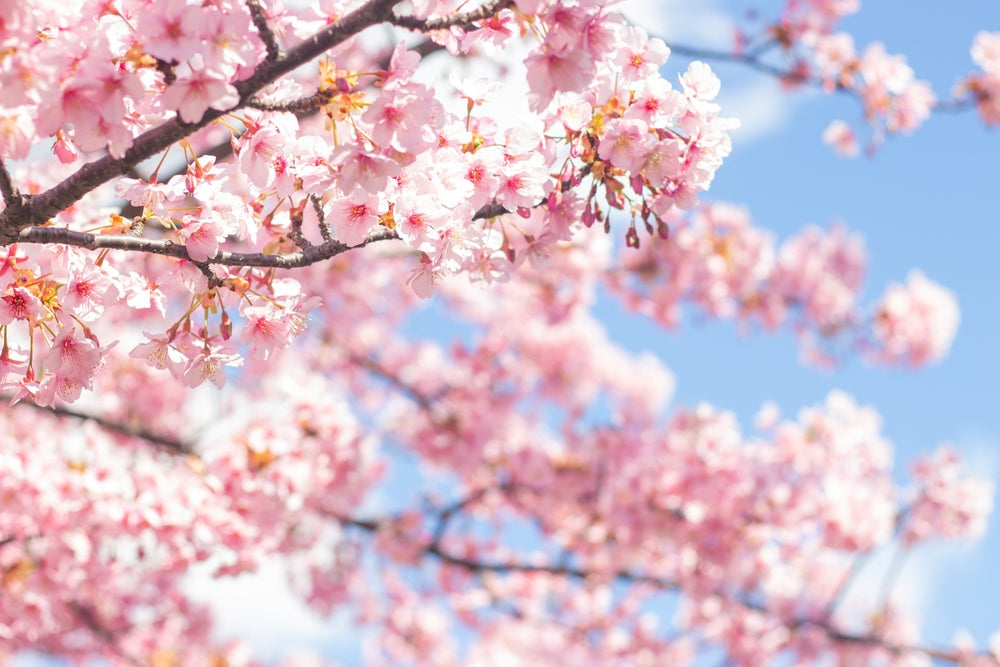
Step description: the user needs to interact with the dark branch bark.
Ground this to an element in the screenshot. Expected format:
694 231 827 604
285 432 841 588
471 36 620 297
391 0 515 31
0 158 17 203
15 226 401 269
340 512 994 665
245 88 335 114
16 190 520 269
245 0 282 62
7 398 196 456
69 600 147 667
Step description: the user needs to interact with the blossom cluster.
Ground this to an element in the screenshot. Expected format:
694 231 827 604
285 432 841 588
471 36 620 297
0 225 987 665
0 0 742 406
0 357 380 661
0 0 264 160
337 251 990 664
606 202 959 367
814 38 935 154
735 0 935 155
955 31 1000 125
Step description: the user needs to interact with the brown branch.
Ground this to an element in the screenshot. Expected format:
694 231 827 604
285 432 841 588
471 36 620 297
14 225 401 269
342 511 996 665
7 397 196 456
345 351 438 412
69 601 147 667
391 0 515 31
287 202 315 250
244 88 334 114
429 485 503 547
311 194 334 243
666 42 807 83
0 158 17 203
245 0 282 62
18 182 523 268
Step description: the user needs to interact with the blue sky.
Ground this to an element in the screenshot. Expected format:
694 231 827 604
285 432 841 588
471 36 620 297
607 0 1000 652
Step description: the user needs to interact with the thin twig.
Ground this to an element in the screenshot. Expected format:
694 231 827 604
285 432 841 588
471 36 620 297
0 158 18 203
246 0 282 62
664 41 975 114
429 485 497 547
69 600 149 667
287 203 315 250
6 397 196 456
341 512 995 665
346 351 437 412
311 194 334 243
15 226 400 269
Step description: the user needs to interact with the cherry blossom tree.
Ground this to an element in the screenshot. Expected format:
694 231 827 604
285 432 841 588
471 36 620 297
0 0 996 664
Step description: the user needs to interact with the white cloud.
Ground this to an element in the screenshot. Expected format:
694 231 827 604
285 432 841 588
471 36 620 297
619 0 733 48
183 559 358 662
718 77 801 147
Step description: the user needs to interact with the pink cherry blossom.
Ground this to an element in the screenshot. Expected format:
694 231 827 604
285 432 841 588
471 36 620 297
680 61 722 102
41 326 103 386
598 118 652 172
494 156 550 210
613 26 670 85
904 447 994 545
871 270 960 366
330 145 401 195
822 119 860 157
130 332 187 377
137 0 212 64
0 107 34 159
239 303 292 360
177 215 228 262
363 84 439 153
327 193 384 247
162 55 240 124
0 285 45 324
181 339 242 388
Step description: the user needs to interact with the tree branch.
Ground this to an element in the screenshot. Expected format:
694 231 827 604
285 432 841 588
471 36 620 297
341 512 996 665
245 88 335 114
391 0 515 31
429 485 502 548
68 600 147 667
0 157 18 203
245 0 282 63
15 225 401 269
6 398 196 456
666 42 806 82
343 351 439 412
18 186 521 269
664 40 976 114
